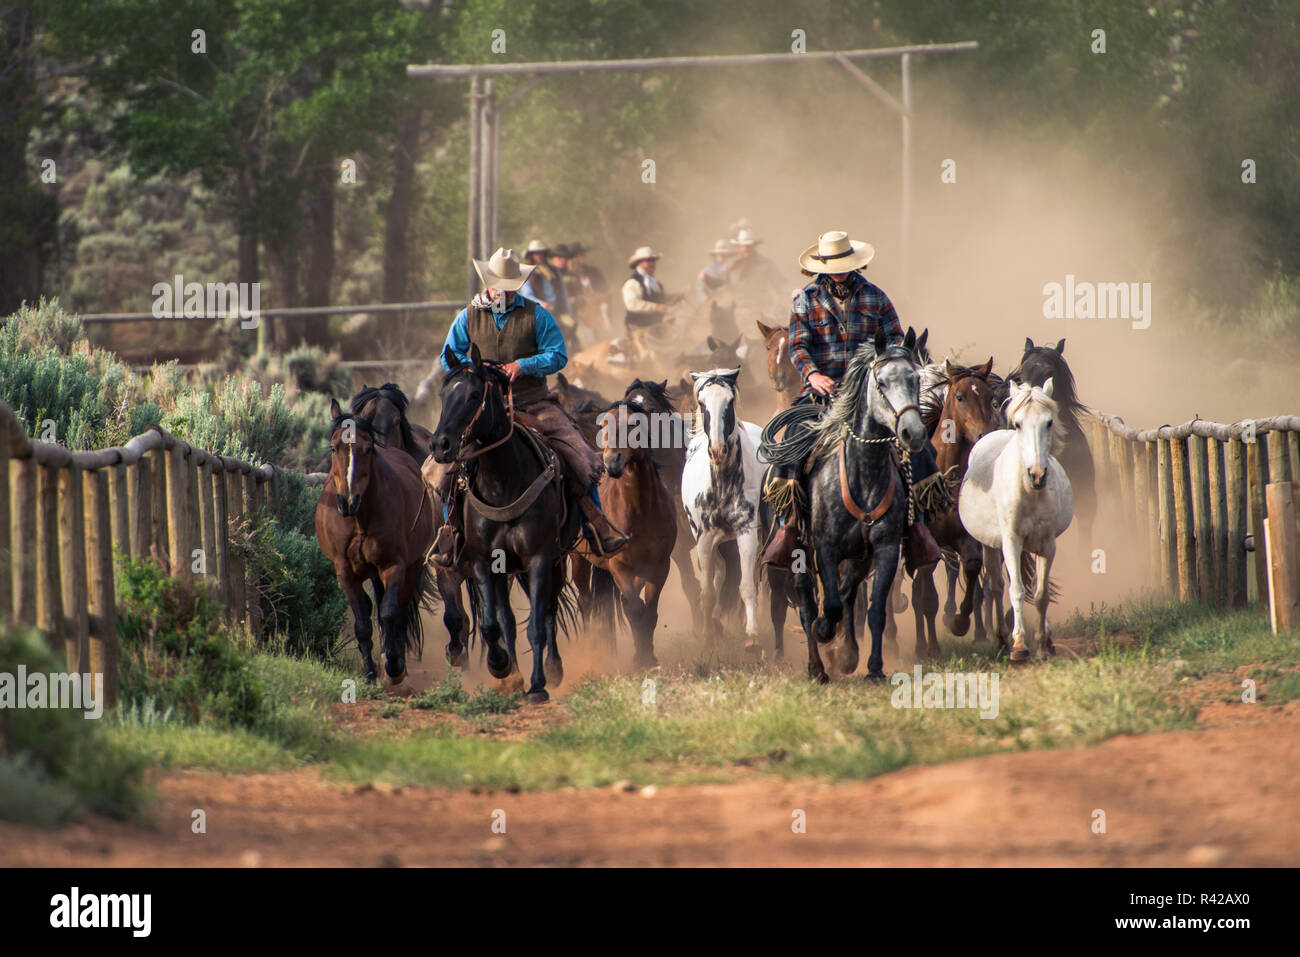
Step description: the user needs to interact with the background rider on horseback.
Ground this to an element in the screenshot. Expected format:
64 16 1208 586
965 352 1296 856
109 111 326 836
424 247 630 565
760 230 943 575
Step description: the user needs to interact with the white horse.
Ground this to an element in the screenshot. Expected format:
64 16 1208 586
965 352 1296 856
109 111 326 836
958 379 1073 660
681 368 765 649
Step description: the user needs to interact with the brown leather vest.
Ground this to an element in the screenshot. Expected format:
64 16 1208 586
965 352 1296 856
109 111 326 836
466 298 549 405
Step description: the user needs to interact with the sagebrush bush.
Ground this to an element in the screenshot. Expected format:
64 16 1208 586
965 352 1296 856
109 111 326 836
115 554 265 728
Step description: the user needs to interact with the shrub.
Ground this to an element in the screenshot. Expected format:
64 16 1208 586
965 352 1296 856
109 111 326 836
0 625 148 826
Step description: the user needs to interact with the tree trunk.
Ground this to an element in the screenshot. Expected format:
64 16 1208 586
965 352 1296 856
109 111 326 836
304 162 334 307
383 105 422 304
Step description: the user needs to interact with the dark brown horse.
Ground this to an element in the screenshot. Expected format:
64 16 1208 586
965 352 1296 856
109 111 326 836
911 358 996 658
315 399 435 684
571 399 677 668
430 344 582 704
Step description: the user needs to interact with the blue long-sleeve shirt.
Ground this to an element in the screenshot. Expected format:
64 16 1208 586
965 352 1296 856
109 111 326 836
439 294 568 377
520 266 571 317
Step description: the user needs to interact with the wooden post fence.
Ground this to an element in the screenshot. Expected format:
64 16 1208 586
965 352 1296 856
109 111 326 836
1089 412 1300 617
0 402 328 706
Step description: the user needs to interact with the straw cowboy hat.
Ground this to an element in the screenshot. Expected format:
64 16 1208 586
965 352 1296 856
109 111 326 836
707 239 734 256
798 230 875 273
473 247 535 291
627 245 663 268
733 228 762 247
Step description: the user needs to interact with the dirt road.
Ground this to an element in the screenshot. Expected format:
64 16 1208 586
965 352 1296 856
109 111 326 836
5 704 1297 867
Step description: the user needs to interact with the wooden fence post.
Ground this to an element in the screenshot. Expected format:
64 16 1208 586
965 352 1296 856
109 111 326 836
242 470 263 637
151 446 169 563
1248 436 1270 609
84 468 118 706
0 426 10 620
1188 435 1214 603
186 451 202 577
1268 429 1292 486
1109 429 1133 522
166 443 191 582
36 465 62 650
128 454 151 560
109 462 130 562
1157 439 1177 595
58 465 89 672
1263 481 1300 633
225 469 247 627
1131 438 1151 579
199 458 217 589
1170 437 1196 602
1207 438 1228 606
11 458 37 627
212 464 230 610
1226 437 1248 608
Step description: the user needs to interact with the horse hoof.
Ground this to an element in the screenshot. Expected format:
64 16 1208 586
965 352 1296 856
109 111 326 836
486 650 512 680
814 617 834 644
863 670 886 683
1010 647 1031 662
809 669 830 685
544 657 564 687
1042 640 1056 657
634 653 659 671
524 690 550 705
445 644 468 669
838 645 859 676
743 636 761 654
951 614 971 637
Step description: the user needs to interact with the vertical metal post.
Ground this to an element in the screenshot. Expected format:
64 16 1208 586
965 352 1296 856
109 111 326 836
481 80 495 259
467 74 483 300
492 90 501 252
900 52 912 293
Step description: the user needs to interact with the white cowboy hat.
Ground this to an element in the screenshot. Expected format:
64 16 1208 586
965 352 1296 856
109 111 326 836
627 245 663 268
733 228 762 247
707 239 734 256
524 238 550 256
472 247 535 291
798 230 875 273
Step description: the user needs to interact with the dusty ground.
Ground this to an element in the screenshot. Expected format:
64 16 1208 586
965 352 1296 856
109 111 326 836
3 694 1297 867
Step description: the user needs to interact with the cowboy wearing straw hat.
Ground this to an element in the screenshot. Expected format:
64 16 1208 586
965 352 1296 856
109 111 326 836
759 230 942 572
423 247 629 564
622 245 685 337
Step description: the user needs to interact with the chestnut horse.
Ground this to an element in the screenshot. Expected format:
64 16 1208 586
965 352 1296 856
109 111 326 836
315 399 435 684
911 358 996 658
755 320 801 409
571 399 677 668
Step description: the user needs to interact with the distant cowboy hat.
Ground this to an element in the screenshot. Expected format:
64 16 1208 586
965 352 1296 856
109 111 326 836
551 243 572 258
707 239 734 256
627 245 663 268
524 238 550 257
733 228 762 247
566 241 589 255
798 230 875 273
472 247 535 291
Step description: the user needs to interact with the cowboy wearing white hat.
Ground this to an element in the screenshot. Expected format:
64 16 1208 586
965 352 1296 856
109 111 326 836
726 226 785 320
695 238 735 304
424 247 629 563
759 230 941 573
622 245 685 336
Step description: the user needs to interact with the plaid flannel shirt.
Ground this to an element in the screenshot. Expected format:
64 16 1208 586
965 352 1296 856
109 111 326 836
788 272 903 398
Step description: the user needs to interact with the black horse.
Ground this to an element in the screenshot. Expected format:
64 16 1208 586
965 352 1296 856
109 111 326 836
788 328 928 682
1008 338 1095 547
430 344 582 704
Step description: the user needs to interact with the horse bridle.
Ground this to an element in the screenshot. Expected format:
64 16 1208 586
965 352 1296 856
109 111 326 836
864 352 921 436
450 366 516 464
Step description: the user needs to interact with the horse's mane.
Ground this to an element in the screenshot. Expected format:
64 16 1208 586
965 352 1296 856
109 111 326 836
1009 348 1087 424
625 377 673 412
809 342 908 460
1006 384 1067 456
329 412 376 436
919 362 1007 434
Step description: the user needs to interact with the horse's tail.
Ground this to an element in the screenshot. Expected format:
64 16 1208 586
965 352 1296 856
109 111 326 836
555 569 584 640
393 562 437 660
589 566 625 634
1018 550 1061 604
463 574 483 652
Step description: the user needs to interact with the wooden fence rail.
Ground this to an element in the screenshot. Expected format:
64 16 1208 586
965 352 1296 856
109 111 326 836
0 400 328 705
1087 411 1300 629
